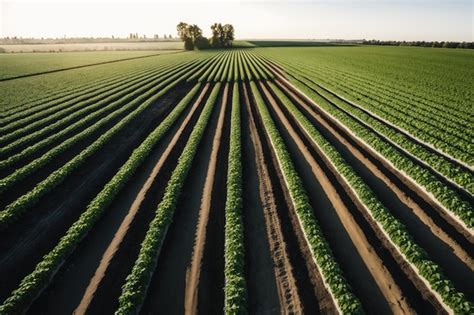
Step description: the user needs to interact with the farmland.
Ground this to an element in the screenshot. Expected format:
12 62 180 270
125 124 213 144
0 46 473 314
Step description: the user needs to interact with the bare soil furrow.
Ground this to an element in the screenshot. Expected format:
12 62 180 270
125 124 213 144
242 82 303 314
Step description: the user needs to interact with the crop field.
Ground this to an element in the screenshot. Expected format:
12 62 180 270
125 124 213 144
0 46 472 314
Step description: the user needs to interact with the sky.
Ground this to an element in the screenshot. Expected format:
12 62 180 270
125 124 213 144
1 0 473 41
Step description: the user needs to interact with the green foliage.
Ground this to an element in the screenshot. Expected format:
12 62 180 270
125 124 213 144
195 36 210 50
184 38 194 50
116 83 222 314
267 81 473 313
224 82 248 314
0 84 202 314
0 60 190 161
0 58 209 229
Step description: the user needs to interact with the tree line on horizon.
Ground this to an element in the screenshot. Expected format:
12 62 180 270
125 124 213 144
363 39 474 49
177 22 235 50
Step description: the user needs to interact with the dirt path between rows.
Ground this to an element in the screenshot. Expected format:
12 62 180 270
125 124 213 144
273 70 474 240
72 84 209 315
272 78 471 311
184 83 228 314
0 84 191 305
275 80 474 272
246 82 326 314
259 81 413 314
243 83 303 313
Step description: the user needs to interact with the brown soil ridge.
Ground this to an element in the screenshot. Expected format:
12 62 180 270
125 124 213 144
184 83 228 315
267 61 473 174
73 83 210 315
243 83 303 314
271 67 474 242
246 82 337 314
259 81 413 314
274 79 474 272
272 77 454 313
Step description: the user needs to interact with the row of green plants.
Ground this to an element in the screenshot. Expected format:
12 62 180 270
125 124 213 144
0 62 205 229
116 83 222 314
192 49 273 83
250 81 364 314
0 84 203 314
264 47 473 112
0 59 157 119
186 52 225 82
286 59 470 140
259 50 473 165
0 62 176 143
196 52 228 83
311 63 472 138
267 81 473 313
0 59 200 166
283 72 474 229
300 66 472 164
0 61 188 157
223 82 248 313
0 65 149 126
304 55 473 119
276 62 473 195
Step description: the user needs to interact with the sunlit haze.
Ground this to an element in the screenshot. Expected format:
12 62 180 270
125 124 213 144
1 0 473 41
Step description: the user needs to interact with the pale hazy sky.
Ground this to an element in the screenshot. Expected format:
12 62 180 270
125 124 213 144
1 0 473 41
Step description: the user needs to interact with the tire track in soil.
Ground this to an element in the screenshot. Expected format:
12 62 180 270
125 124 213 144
139 83 223 314
245 82 325 314
272 80 474 301
242 82 303 314
259 81 412 314
184 83 228 314
0 83 192 304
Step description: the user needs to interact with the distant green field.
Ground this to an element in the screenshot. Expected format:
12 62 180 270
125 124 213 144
0 50 181 80
0 51 197 110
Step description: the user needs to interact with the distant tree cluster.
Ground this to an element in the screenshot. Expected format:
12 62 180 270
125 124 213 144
363 39 474 49
177 22 234 50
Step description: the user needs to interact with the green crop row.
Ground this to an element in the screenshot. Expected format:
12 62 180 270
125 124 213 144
304 62 472 138
224 82 248 314
186 52 225 82
0 59 200 167
257 48 473 166
275 63 473 195
289 63 472 164
197 52 228 83
0 65 157 139
280 73 474 229
249 82 364 314
0 60 181 143
0 83 202 314
0 60 191 157
116 83 222 314
0 65 149 126
267 81 473 313
0 61 205 229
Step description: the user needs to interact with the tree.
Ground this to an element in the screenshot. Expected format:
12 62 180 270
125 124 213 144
177 22 190 41
184 38 194 50
195 36 210 49
210 23 223 48
222 24 234 47
188 24 202 42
